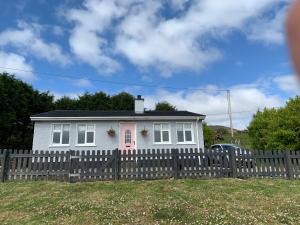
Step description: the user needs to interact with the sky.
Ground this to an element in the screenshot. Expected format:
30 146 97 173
0 0 299 130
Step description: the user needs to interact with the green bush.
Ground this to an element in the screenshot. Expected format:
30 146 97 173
248 96 300 150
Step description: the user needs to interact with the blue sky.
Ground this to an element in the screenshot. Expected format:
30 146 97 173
0 0 299 129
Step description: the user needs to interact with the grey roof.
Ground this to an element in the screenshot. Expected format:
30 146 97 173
32 110 205 118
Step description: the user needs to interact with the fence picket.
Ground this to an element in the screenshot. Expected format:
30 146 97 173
297 151 300 178
1 148 300 183
291 151 297 179
0 150 9 182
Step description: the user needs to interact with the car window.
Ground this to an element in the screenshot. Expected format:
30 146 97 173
212 145 221 151
222 145 235 151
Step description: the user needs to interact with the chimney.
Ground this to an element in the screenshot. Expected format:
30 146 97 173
135 95 144 114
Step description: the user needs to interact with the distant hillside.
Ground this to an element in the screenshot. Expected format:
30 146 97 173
208 125 251 149
208 125 242 133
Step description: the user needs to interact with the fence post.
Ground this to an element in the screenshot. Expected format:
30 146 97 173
285 151 293 179
229 149 237 178
0 149 10 183
69 150 75 183
114 149 120 180
172 148 179 179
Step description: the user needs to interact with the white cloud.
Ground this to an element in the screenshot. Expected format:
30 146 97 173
169 0 189 10
72 78 93 88
0 21 70 65
137 75 292 130
115 1 223 76
66 0 130 73
144 82 284 130
52 25 64 36
247 6 287 45
0 51 34 80
273 75 300 93
65 0 288 75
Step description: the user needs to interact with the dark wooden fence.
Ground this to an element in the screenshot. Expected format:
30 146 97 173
1 149 300 183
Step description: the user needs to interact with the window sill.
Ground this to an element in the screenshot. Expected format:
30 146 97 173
49 144 70 147
153 142 172 145
177 142 196 145
75 144 96 147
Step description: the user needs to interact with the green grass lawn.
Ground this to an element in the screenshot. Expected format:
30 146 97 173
1 179 300 225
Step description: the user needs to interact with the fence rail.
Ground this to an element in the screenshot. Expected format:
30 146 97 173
0 148 300 183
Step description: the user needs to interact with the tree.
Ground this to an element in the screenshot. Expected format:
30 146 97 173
268 97 300 150
248 96 300 150
76 92 111 110
54 96 77 110
214 127 229 142
110 92 134 110
155 101 176 111
248 108 281 150
54 92 135 111
203 123 214 148
0 73 54 149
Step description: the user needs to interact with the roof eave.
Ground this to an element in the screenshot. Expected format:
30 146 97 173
30 115 206 121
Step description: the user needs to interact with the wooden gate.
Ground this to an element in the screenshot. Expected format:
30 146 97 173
69 150 119 182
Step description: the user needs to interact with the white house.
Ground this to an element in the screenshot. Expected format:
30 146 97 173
30 95 205 151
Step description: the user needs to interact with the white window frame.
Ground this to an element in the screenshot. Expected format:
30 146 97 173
176 122 195 144
75 124 96 146
153 122 171 144
50 123 70 147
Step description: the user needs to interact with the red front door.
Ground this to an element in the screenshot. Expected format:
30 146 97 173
120 123 136 151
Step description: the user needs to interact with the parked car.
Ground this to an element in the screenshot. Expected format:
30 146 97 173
210 144 255 168
211 143 241 152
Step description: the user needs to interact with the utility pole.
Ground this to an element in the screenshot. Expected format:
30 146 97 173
227 90 234 141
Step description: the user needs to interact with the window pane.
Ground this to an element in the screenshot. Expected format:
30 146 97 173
154 124 161 131
87 125 94 131
184 123 192 129
162 131 169 142
78 130 85 144
154 130 161 142
52 132 61 144
78 125 85 132
53 124 61 131
177 123 183 131
87 131 94 143
185 130 192 142
125 130 131 144
62 130 69 144
177 131 184 142
162 124 169 130
63 124 70 131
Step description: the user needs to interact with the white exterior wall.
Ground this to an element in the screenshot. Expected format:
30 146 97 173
32 120 204 151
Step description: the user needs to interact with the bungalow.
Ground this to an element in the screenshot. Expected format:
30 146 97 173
30 95 206 151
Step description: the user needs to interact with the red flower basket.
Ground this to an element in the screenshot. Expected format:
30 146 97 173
107 128 116 137
141 128 148 137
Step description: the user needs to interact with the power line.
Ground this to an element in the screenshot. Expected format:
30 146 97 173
0 66 229 92
206 106 282 117
2 65 282 130
1 66 281 110
206 110 257 116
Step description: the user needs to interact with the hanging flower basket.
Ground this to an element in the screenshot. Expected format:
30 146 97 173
107 128 116 137
141 128 148 137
